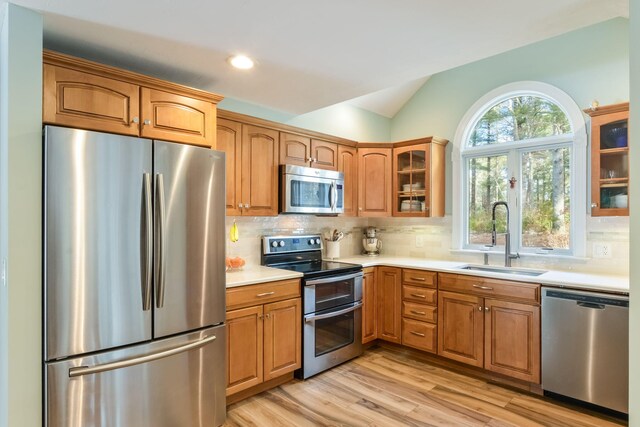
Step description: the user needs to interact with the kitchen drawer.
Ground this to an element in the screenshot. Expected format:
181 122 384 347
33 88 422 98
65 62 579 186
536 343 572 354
438 273 539 304
402 318 437 353
402 301 437 323
402 285 437 304
226 279 301 310
402 269 437 288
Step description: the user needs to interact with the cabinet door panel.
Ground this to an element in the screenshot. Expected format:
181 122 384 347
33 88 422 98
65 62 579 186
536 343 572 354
280 133 310 167
358 148 392 217
242 125 279 216
362 268 377 343
217 119 243 216
43 64 140 136
437 291 483 367
376 267 401 343
264 298 301 380
140 88 214 147
485 299 540 383
311 140 338 170
226 306 263 396
338 146 358 217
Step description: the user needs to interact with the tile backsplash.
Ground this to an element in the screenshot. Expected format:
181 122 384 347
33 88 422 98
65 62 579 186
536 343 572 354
226 214 629 276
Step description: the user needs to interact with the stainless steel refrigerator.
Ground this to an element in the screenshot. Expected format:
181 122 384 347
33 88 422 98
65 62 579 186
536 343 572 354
43 126 226 427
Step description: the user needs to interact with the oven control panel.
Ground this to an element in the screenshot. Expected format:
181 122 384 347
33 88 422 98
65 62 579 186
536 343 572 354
262 235 322 254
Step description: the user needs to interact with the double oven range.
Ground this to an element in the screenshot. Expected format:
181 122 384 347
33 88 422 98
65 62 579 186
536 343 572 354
262 235 363 379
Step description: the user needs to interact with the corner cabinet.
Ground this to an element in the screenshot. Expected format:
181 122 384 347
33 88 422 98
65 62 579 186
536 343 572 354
358 147 393 217
392 138 448 217
43 50 222 148
217 119 279 216
585 103 629 216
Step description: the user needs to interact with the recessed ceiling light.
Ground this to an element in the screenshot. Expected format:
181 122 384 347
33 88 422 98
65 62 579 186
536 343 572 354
228 55 254 70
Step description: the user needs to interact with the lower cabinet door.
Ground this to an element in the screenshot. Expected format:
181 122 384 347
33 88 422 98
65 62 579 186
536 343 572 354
437 291 484 367
376 267 402 343
484 299 541 383
263 298 302 381
226 305 263 395
402 318 437 353
362 268 377 343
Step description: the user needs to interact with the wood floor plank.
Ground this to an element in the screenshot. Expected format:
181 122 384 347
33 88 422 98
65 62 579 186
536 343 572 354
224 346 626 427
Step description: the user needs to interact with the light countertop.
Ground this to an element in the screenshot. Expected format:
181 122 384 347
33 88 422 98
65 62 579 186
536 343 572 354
226 266 303 288
225 256 628 294
337 255 629 294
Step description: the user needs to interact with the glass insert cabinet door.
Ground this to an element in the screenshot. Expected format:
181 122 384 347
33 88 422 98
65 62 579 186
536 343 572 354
586 103 629 217
392 143 430 216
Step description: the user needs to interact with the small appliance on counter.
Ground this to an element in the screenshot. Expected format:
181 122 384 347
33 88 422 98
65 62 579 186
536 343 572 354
362 227 381 256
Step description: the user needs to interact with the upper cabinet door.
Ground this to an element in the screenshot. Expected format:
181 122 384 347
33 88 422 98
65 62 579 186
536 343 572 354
140 88 215 148
242 125 280 216
358 148 392 217
43 64 140 136
311 140 338 170
280 133 311 167
338 145 358 217
217 119 243 216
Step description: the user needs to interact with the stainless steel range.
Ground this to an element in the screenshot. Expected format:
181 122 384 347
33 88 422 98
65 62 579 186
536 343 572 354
261 234 363 379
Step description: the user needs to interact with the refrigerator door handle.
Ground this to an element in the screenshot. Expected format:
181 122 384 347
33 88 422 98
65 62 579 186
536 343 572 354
141 173 153 311
68 334 217 378
155 173 166 309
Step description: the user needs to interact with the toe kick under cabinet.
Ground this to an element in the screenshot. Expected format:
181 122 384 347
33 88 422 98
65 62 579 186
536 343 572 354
437 273 541 383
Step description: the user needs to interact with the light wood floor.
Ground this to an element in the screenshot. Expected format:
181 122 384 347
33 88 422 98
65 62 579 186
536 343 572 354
225 346 627 427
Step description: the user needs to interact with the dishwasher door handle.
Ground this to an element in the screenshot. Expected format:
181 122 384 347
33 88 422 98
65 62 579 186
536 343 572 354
576 301 605 310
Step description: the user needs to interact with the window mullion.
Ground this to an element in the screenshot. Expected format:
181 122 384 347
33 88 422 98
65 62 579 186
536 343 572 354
506 150 520 253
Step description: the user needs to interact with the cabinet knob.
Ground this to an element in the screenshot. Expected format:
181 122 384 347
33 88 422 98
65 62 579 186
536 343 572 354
478 306 482 311
238 203 243 209
591 202 598 208
245 204 250 209
484 307 490 312
132 117 140 124
143 119 151 126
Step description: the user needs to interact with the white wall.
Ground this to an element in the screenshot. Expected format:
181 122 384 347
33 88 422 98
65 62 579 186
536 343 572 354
0 4 43 427
628 0 639 425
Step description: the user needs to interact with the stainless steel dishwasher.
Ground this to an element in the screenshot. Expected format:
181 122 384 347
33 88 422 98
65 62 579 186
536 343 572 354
542 288 628 414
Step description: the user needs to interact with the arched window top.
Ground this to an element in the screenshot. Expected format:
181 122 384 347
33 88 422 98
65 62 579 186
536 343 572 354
467 95 571 147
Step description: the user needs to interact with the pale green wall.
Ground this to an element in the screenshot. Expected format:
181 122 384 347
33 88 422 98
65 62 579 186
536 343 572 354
391 18 629 214
219 97 392 141
0 4 43 427
628 1 638 425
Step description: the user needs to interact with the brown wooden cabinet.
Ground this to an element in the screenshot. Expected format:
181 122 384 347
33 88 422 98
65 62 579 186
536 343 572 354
358 147 392 217
585 103 629 216
338 145 358 217
400 269 438 353
43 51 222 148
226 279 301 397
437 273 541 383
218 120 279 216
362 267 377 344
376 266 402 343
392 138 447 217
279 133 338 170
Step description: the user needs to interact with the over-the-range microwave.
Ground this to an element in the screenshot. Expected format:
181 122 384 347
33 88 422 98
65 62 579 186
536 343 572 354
280 164 344 214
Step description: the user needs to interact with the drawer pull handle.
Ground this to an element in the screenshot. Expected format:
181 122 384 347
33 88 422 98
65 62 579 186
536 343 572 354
256 292 275 297
472 284 494 290
410 310 426 315
410 331 426 337
410 293 426 299
410 277 426 282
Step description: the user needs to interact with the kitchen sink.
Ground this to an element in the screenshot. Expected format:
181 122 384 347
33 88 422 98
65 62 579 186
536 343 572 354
456 265 547 277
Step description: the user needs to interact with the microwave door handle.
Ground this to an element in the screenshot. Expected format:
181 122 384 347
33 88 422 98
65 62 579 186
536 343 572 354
304 302 362 323
330 181 337 211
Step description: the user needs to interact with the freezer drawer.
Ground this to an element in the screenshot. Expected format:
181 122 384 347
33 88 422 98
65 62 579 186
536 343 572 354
45 325 226 427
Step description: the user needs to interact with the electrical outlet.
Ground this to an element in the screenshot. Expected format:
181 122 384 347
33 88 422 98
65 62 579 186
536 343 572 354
593 243 612 258
415 235 425 248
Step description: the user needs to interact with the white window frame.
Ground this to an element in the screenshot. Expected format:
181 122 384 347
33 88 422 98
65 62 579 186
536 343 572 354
452 81 587 257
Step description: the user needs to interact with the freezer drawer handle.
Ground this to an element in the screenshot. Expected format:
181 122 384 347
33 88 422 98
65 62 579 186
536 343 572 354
304 301 362 322
68 335 217 378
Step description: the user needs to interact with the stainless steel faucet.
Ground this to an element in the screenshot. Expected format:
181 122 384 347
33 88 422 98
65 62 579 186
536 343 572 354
491 201 519 267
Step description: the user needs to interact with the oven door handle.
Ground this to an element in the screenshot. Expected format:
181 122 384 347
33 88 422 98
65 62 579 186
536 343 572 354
304 301 362 323
305 271 363 286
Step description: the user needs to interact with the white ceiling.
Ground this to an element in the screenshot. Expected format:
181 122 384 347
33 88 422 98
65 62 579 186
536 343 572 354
3 0 629 116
